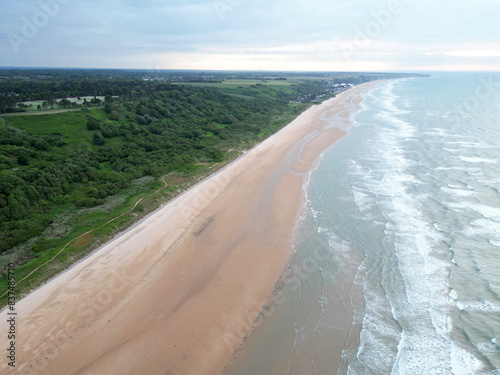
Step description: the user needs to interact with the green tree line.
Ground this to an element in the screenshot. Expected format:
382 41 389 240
0 83 291 254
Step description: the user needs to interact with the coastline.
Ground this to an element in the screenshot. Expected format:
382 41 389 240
222 81 379 374
0 81 380 375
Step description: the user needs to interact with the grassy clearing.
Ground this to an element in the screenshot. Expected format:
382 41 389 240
180 79 297 88
16 96 108 111
223 79 296 86
2 108 104 153
4 109 89 136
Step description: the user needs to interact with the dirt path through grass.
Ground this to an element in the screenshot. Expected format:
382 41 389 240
0 176 168 300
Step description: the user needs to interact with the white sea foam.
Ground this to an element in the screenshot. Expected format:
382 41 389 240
352 186 375 215
425 127 450 137
434 166 482 174
449 202 500 221
346 76 500 374
433 222 444 232
391 329 451 374
446 141 495 149
489 240 500 248
461 300 500 313
348 284 401 374
351 81 478 375
459 156 498 164
328 233 355 267
464 219 500 236
357 163 455 373
450 343 485 375
449 289 458 300
477 340 499 355
440 186 476 197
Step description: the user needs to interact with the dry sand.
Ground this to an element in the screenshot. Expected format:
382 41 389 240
0 82 379 375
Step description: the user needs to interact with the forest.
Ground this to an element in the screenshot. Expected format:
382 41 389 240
0 68 421 302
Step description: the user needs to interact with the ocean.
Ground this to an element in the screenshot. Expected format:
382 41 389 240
225 73 500 375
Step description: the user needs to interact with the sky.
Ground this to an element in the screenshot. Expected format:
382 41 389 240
0 0 499 72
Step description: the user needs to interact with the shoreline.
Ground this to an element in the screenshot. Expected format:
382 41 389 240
0 81 382 375
222 81 380 374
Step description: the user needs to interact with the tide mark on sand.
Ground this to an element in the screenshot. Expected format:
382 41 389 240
194 216 214 237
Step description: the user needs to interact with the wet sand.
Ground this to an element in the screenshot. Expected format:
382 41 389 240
0 82 379 375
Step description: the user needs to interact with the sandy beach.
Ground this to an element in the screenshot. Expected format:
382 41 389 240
0 82 378 375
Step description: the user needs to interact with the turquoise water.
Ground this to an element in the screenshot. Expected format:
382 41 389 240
227 73 500 374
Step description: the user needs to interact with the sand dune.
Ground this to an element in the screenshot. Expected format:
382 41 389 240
0 82 378 375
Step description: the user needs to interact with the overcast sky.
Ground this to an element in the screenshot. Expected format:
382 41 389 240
1 0 499 71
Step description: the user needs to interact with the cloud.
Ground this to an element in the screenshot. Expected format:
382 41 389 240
0 0 498 71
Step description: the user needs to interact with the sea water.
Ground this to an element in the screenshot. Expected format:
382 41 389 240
226 73 500 374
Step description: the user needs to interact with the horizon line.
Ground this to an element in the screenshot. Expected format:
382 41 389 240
1 66 499 74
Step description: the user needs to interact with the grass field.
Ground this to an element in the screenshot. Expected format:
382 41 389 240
3 109 99 152
180 78 297 88
16 96 110 112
